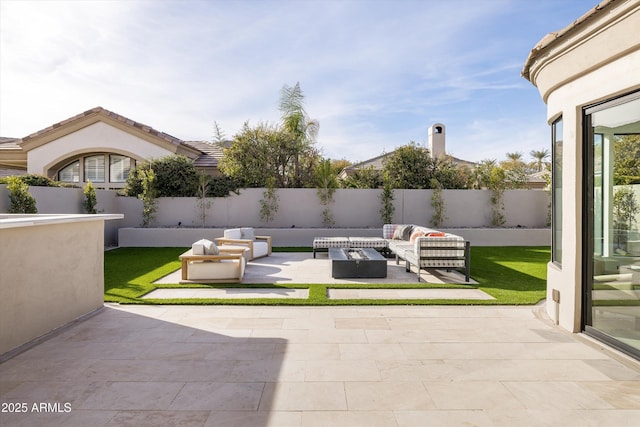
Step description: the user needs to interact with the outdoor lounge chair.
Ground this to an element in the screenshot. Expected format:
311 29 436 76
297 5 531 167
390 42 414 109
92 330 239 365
215 227 272 261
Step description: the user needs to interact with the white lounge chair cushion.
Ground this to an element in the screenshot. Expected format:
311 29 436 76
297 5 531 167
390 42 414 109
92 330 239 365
224 228 242 239
187 259 245 280
252 241 269 258
192 238 213 255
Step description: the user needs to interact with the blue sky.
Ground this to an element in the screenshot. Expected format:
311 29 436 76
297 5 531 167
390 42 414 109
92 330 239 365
0 0 594 163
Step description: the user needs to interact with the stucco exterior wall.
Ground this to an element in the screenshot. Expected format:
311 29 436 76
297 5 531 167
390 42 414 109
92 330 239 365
27 121 174 175
0 215 120 357
528 1 640 332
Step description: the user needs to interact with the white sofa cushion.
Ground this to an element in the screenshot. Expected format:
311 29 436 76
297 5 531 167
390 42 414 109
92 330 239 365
252 241 269 258
240 227 255 240
187 259 244 281
224 228 242 239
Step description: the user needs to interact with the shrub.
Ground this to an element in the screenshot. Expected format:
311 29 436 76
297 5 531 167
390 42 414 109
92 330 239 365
0 174 59 187
125 155 199 197
83 180 98 214
6 176 38 213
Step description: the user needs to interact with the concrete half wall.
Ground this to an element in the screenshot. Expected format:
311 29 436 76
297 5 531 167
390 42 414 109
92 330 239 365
0 214 122 358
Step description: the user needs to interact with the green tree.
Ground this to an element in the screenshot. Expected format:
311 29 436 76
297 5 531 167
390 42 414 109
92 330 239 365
219 121 320 188
614 134 640 184
530 149 550 172
382 142 436 189
341 165 382 189
279 82 319 187
125 155 199 197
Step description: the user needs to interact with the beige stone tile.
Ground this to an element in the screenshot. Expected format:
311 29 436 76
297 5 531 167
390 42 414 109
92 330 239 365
486 409 591 427
205 411 302 427
275 343 341 361
301 410 398 427
227 318 284 329
169 382 264 411
248 329 310 343
424 381 525 410
580 409 640 427
106 410 210 427
78 381 185 410
580 381 640 409
186 328 253 342
339 343 407 361
345 381 436 410
583 359 640 380
334 317 390 329
377 360 456 381
203 342 277 361
394 410 495 427
140 342 218 360
0 410 116 427
504 381 613 410
450 359 612 381
1 380 102 407
305 360 381 381
260 382 347 411
306 328 368 344
0 358 95 382
282 316 335 329
0 380 22 397
82 359 235 382
227 359 306 382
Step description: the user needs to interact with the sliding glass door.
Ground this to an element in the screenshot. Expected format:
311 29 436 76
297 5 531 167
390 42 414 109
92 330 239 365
584 91 640 358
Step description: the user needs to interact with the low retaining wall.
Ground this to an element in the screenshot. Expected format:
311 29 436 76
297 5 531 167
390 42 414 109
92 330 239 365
118 227 550 247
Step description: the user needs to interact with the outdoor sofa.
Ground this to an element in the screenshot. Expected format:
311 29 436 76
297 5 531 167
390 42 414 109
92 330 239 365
384 224 471 282
312 224 471 282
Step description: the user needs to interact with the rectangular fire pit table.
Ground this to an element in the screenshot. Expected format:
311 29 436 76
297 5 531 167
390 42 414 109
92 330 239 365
329 248 387 279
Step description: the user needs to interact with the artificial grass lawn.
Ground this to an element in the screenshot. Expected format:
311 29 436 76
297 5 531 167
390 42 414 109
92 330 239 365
104 246 550 305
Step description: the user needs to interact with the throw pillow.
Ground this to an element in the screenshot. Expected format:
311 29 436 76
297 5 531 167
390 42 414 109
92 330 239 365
409 229 426 243
204 240 219 255
393 224 412 240
192 239 208 255
427 231 446 237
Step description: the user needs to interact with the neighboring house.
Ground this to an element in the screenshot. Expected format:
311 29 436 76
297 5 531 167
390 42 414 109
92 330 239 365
339 123 545 189
338 123 477 181
523 0 639 360
0 107 224 188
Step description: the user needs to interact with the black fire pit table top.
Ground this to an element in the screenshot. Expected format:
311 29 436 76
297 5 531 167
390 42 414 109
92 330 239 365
328 248 387 278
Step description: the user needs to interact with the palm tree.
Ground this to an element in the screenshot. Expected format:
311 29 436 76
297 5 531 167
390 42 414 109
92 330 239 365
279 82 319 187
530 149 550 172
506 152 524 164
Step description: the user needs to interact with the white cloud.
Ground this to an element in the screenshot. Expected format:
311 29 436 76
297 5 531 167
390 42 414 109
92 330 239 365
1 0 589 165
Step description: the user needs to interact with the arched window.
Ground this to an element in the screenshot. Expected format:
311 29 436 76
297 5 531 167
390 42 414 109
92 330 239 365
58 160 80 182
56 154 135 186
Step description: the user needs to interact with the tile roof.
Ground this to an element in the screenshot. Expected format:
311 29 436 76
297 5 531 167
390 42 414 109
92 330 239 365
522 0 615 81
20 107 184 147
183 141 226 167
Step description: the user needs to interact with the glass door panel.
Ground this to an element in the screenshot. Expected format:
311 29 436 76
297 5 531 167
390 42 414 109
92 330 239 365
587 94 640 355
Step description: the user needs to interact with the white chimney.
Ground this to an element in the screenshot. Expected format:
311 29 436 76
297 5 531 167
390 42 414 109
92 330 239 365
428 123 446 159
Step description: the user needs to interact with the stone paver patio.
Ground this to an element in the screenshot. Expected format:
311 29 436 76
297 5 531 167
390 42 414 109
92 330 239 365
1 303 639 426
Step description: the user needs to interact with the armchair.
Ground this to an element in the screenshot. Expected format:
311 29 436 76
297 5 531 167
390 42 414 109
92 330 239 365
216 227 272 261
